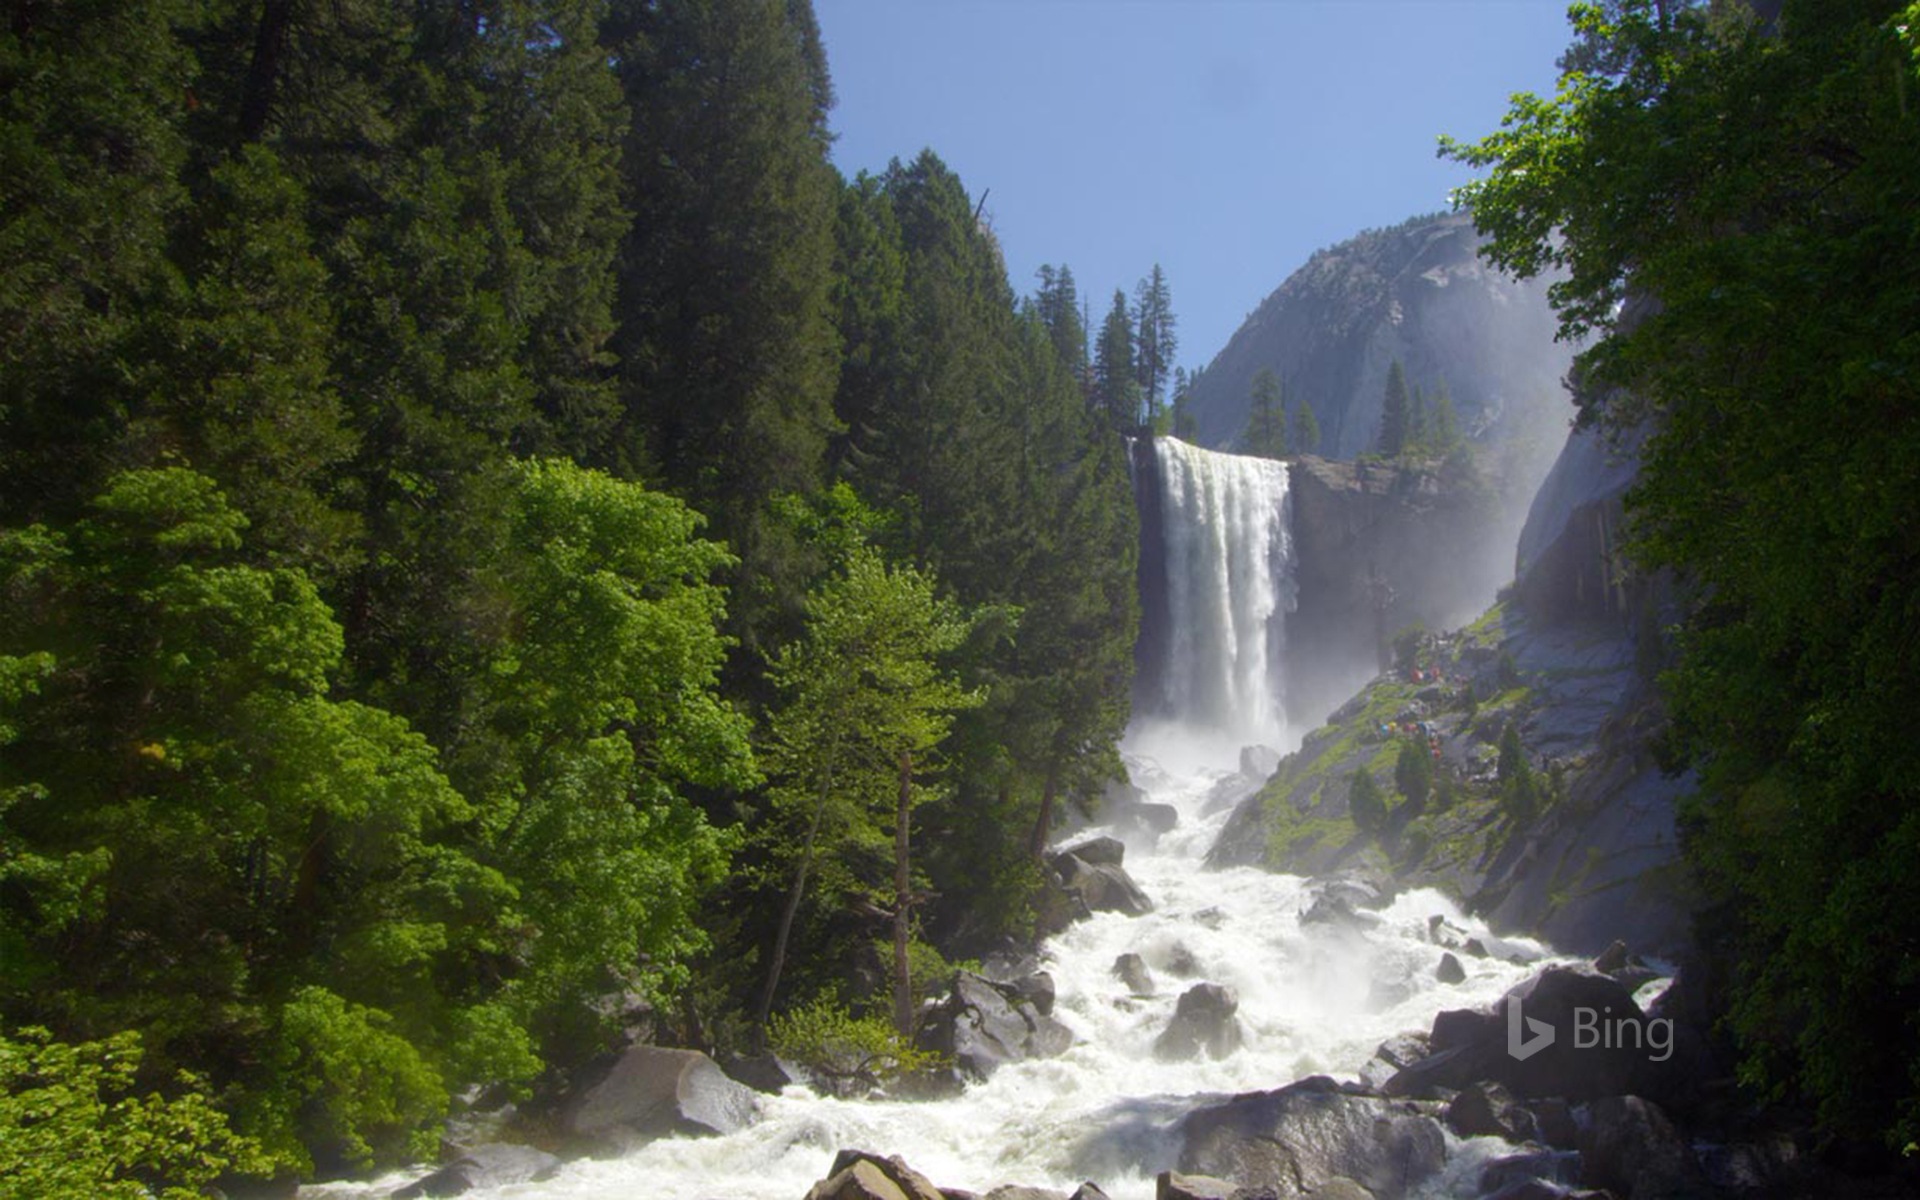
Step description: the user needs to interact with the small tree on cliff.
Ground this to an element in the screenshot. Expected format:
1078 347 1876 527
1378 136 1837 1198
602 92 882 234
1497 720 1541 824
1347 768 1388 837
1242 368 1288 459
1377 359 1410 456
1395 739 1434 818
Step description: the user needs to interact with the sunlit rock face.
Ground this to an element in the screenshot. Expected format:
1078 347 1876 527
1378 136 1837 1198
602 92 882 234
1182 210 1573 466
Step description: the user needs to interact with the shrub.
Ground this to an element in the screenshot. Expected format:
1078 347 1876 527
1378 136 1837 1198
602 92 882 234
768 997 940 1098
0 1027 269 1200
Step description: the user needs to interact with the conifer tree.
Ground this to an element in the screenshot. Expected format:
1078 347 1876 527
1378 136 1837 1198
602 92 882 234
1242 368 1289 459
1132 265 1177 425
1034 264 1088 383
1377 359 1410 456
1293 397 1322 456
1092 290 1140 428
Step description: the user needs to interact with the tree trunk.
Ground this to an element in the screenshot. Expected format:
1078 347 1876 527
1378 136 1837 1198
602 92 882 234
892 747 913 1037
1028 758 1060 862
239 0 297 143
753 739 840 1052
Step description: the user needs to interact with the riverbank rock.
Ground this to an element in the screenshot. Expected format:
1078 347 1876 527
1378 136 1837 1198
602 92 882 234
1179 1075 1448 1198
1154 983 1244 1061
718 1052 795 1094
390 1143 561 1197
1154 1172 1237 1200
1059 836 1126 867
1359 1031 1431 1091
1577 1095 1708 1199
1047 845 1154 917
559 1046 758 1153
1445 1081 1537 1143
804 1150 946 1200
1384 965 1663 1102
917 970 1072 1082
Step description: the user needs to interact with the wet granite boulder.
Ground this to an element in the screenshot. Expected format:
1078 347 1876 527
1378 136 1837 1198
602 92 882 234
1179 1075 1448 1198
917 970 1073 1082
1154 983 1244 1061
559 1046 759 1153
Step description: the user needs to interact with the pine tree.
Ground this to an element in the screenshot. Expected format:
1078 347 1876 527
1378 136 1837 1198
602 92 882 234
1428 381 1460 452
1293 397 1322 456
1033 264 1088 383
606 0 841 531
1092 290 1140 428
754 544 978 1039
1168 367 1196 438
1378 359 1410 456
1132 265 1177 425
1348 769 1387 837
1242 368 1288 459
1408 385 1429 453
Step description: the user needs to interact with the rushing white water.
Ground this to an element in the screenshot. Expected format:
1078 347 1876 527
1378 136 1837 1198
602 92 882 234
304 754 1549 1200
1140 438 1296 760
305 438 1551 1200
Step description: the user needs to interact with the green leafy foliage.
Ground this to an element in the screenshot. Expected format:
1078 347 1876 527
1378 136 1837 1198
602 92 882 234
1446 0 1920 1143
0 1027 269 1200
0 0 1141 1178
767 996 939 1097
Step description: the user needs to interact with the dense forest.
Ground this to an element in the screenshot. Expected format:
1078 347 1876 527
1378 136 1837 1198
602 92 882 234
1445 0 1920 1152
0 0 1167 1187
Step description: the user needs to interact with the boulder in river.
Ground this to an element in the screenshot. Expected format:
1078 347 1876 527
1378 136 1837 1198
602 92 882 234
1384 964 1664 1102
1444 1081 1538 1143
917 970 1073 1082
559 1045 758 1153
1048 847 1154 917
1435 952 1466 985
1154 983 1244 1061
1059 836 1126 866
804 1150 946 1200
1113 952 1155 995
389 1143 562 1197
1179 1074 1448 1197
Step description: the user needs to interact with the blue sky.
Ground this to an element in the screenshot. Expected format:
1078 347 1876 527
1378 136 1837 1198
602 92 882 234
814 1 1575 372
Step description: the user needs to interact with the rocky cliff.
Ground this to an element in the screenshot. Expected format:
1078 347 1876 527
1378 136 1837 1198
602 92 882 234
1184 211 1572 466
1284 451 1527 728
1212 421 1694 959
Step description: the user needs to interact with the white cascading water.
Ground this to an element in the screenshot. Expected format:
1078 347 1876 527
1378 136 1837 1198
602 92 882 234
305 439 1550 1200
1136 438 1295 768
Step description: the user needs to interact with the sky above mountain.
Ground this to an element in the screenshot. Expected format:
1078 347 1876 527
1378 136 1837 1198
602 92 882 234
815 0 1574 374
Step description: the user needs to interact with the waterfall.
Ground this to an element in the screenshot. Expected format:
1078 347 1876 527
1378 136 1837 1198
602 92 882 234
1133 437 1296 754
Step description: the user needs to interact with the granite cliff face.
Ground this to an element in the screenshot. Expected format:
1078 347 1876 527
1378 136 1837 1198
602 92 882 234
1209 420 1694 959
1284 452 1528 729
1184 211 1572 464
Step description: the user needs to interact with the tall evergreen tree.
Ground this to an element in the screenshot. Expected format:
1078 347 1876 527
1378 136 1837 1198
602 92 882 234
1033 264 1088 383
605 0 840 539
1170 367 1198 439
1377 359 1410 456
1092 290 1140 428
1242 368 1288 459
1132 265 1177 425
1293 396 1322 455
